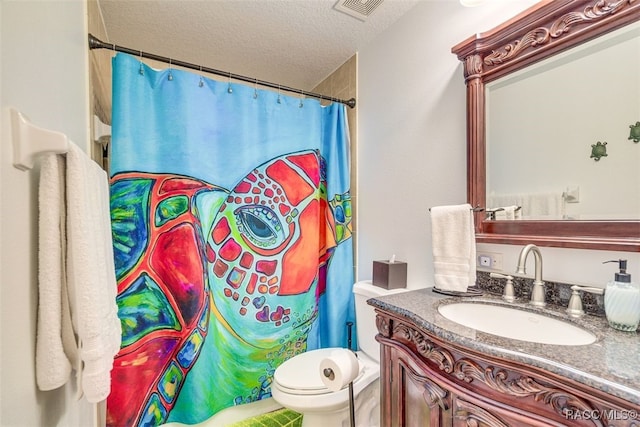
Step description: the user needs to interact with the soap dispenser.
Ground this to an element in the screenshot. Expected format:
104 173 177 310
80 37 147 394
603 259 640 332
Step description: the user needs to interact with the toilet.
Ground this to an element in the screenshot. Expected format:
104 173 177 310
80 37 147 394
271 281 407 427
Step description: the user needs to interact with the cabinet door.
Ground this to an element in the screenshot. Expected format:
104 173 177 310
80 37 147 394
386 348 451 427
452 395 564 427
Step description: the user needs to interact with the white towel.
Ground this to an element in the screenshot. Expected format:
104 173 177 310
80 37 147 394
493 205 521 220
526 193 563 218
36 143 121 403
488 192 563 218
430 204 476 292
36 154 72 391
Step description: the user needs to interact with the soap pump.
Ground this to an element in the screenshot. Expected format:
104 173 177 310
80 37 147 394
603 259 640 332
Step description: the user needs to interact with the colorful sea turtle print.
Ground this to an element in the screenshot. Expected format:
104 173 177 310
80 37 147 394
106 150 352 426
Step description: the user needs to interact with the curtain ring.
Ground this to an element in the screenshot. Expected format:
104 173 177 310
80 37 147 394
199 66 204 87
138 50 144 75
299 89 304 108
253 78 258 99
277 85 281 104
168 58 173 81
227 72 233 94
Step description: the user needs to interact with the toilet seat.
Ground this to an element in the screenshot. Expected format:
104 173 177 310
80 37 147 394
274 348 363 395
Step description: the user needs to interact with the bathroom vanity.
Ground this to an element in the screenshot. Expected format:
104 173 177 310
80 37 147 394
371 1 640 424
369 289 640 427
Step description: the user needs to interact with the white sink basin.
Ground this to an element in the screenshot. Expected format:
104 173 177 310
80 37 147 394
437 302 596 346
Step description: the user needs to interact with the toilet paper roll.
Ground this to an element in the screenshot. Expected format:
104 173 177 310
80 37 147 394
319 349 360 392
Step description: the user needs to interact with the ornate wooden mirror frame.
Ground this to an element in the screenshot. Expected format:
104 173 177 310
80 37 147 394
452 0 640 252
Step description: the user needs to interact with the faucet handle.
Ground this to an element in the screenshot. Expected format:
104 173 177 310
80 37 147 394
490 272 516 302
566 285 604 318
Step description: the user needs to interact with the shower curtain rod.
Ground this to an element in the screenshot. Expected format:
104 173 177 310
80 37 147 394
88 34 356 109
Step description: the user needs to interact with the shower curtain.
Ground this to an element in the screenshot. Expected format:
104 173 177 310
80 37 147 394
106 53 354 426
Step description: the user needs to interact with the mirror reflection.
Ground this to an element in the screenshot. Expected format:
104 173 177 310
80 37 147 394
485 20 640 220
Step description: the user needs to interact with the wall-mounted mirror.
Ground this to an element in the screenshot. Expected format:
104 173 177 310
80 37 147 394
452 0 640 252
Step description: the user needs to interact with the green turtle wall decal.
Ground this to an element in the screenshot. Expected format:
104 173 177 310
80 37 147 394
629 122 640 143
590 141 608 161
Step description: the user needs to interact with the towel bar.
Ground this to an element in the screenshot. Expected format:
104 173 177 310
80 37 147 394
428 206 484 212
8 107 69 171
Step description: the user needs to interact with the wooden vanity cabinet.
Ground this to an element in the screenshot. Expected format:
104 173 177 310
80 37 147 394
375 309 640 427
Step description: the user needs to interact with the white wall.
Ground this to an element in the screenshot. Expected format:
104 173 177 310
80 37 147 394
356 0 640 289
1 1 94 426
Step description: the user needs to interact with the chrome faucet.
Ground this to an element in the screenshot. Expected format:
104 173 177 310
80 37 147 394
516 244 545 307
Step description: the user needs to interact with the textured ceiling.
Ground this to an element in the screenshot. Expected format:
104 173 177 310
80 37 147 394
98 0 421 91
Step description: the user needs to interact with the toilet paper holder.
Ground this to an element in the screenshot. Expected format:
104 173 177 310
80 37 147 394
321 321 356 427
322 367 336 381
322 352 356 427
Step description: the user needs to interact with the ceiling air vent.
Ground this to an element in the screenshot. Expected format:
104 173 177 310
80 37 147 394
333 0 384 22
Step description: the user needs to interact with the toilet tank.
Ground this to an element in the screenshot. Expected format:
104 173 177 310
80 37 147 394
353 281 407 363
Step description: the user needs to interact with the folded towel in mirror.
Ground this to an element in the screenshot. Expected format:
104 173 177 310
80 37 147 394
488 192 563 218
493 205 522 220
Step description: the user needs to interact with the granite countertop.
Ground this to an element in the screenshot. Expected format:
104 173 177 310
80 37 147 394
368 287 640 406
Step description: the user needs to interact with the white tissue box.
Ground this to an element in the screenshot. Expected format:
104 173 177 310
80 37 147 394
373 260 407 290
